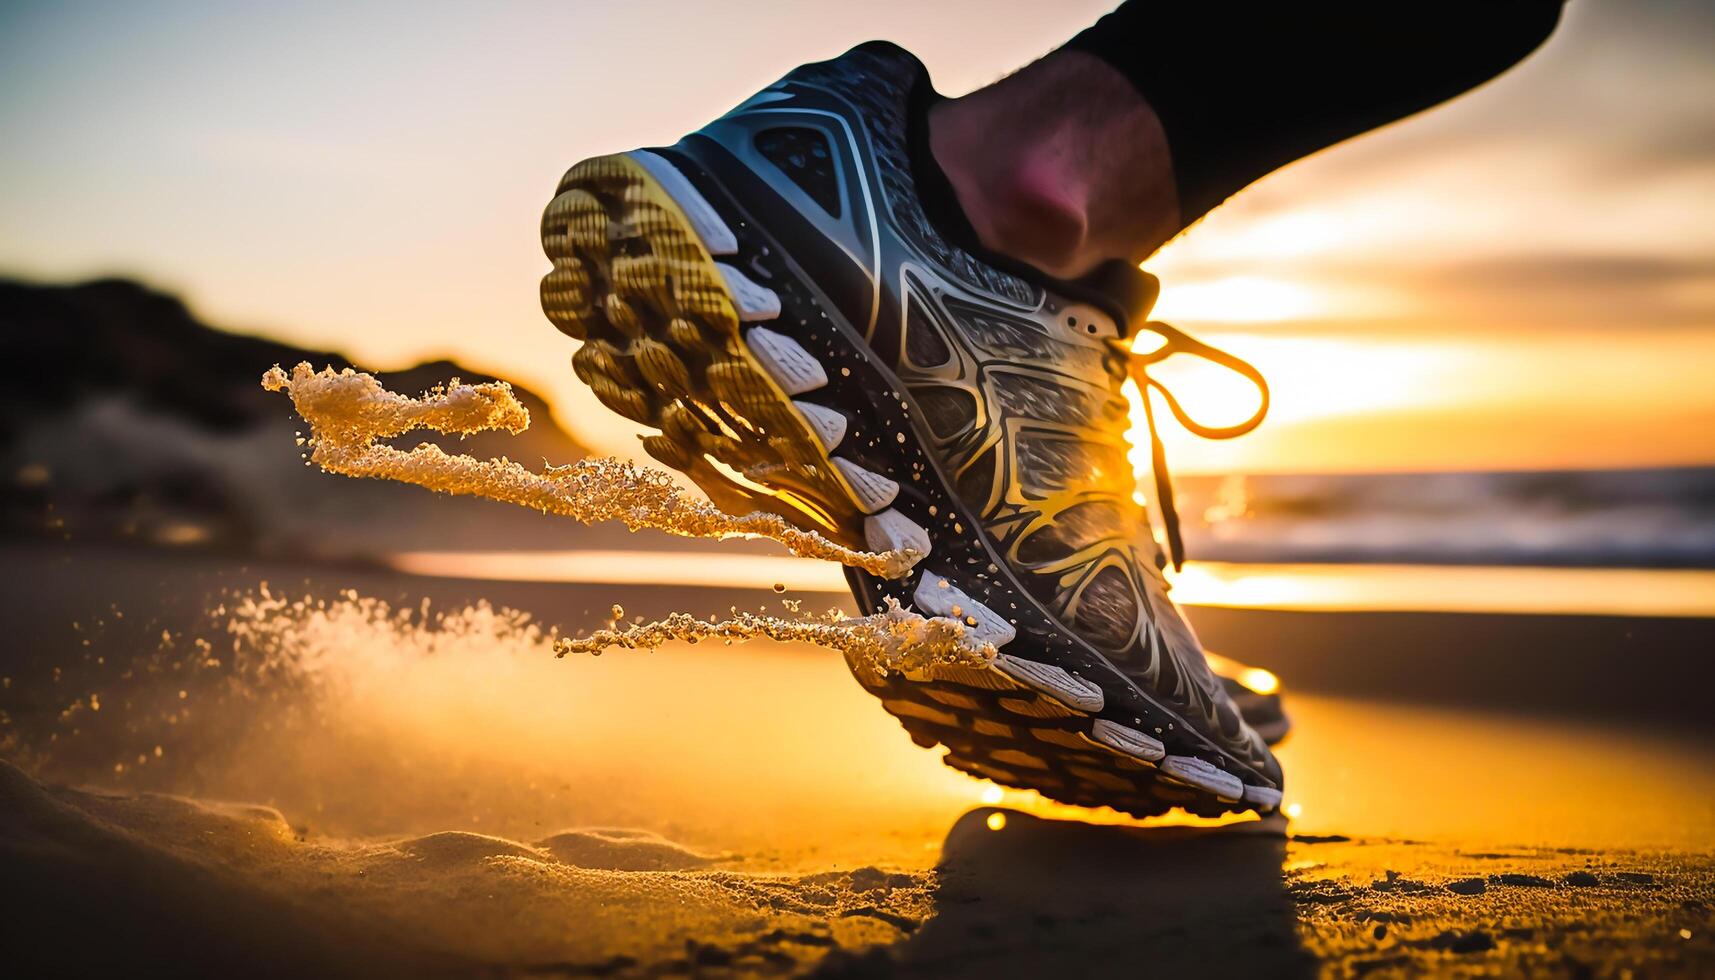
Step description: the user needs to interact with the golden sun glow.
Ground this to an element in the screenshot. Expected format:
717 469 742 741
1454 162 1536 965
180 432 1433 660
1124 323 1715 475
1237 667 1282 696
1148 275 1324 322
1165 562 1715 618
1134 332 1472 428
1121 330 1461 487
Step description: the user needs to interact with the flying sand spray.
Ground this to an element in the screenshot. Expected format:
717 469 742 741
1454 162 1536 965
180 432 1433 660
262 362 992 676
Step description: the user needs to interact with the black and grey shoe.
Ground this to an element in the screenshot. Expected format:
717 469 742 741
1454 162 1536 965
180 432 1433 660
539 42 1282 817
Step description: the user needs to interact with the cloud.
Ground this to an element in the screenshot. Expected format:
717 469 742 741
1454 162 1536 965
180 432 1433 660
1430 253 1713 291
1408 253 1715 328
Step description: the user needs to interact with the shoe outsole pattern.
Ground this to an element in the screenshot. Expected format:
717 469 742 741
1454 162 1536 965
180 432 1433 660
541 152 867 543
541 151 1278 820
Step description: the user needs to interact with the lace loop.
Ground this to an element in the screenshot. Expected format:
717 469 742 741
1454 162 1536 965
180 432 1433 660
1121 320 1269 571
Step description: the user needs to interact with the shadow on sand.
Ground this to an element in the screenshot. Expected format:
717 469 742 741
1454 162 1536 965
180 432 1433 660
822 807 1312 978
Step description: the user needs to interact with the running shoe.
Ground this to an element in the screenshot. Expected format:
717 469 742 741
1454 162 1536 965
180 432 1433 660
539 42 1282 817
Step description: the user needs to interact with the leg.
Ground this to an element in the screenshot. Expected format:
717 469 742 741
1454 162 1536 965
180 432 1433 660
930 2 1566 278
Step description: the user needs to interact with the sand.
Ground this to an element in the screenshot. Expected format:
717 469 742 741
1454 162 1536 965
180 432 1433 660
0 759 938 976
4 758 1710 977
2 542 1712 977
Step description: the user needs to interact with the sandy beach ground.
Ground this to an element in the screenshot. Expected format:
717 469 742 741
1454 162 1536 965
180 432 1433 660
3 541 1712 977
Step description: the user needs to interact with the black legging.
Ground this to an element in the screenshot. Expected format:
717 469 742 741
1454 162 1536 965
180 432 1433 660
1066 2 1566 226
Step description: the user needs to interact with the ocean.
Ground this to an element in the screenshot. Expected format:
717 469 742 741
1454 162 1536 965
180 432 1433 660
1173 465 1715 569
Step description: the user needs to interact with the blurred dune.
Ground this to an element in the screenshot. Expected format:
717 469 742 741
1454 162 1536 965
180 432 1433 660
0 277 614 557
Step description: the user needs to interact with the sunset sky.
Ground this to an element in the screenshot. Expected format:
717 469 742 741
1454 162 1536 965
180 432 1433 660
2 0 1711 474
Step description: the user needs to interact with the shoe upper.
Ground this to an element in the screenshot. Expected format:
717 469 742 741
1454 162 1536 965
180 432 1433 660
672 42 1275 781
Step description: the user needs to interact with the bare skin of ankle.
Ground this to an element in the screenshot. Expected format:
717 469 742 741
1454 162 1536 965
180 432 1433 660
929 50 1181 280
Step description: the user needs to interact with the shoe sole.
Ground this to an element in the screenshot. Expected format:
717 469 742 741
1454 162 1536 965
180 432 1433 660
541 151 1281 819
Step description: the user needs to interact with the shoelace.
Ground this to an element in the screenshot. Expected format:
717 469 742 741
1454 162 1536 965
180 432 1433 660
1121 321 1270 571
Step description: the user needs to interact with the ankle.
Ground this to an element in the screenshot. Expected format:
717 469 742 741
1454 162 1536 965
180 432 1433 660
931 113 1093 278
926 51 1181 279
